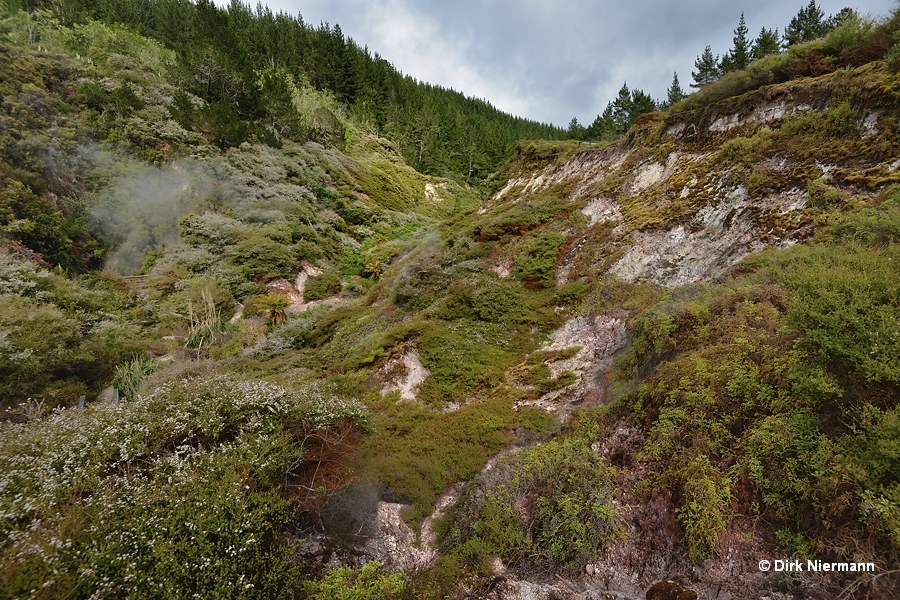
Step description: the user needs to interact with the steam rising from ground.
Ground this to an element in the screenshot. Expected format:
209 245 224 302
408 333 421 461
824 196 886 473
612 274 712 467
87 158 215 274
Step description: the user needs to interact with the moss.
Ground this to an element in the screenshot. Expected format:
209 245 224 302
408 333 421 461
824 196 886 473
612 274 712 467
745 166 772 195
471 194 567 241
347 135 480 218
514 231 566 288
715 130 775 166
515 353 578 396
416 320 519 405
353 396 556 524
806 178 852 210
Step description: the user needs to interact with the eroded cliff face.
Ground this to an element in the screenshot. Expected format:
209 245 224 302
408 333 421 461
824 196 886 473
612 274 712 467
490 63 898 293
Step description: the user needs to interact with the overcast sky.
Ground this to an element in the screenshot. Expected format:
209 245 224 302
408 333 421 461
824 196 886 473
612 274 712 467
214 0 896 127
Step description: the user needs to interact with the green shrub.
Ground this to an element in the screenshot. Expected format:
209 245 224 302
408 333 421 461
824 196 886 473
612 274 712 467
806 178 850 209
355 397 554 524
225 234 299 280
0 291 145 408
304 272 342 301
178 212 246 249
0 373 372 598
775 243 900 383
450 437 621 573
417 321 516 405
598 241 900 568
675 455 732 562
820 12 879 58
473 196 565 241
470 277 530 323
613 309 677 381
303 561 405 600
782 101 861 140
517 355 577 395
61 18 175 73
0 376 298 597
555 280 587 304
392 266 450 311
716 136 757 164
888 30 900 72
823 201 900 244
742 413 825 521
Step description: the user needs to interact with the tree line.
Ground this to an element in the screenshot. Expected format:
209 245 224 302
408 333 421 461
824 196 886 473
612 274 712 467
691 1 856 87
568 1 857 142
19 0 567 182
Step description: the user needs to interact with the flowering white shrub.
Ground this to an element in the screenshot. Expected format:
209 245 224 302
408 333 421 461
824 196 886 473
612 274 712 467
0 374 369 599
299 383 370 431
0 250 50 297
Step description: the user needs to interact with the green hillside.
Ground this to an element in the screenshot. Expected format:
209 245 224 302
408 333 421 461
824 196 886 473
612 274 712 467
1 2 899 599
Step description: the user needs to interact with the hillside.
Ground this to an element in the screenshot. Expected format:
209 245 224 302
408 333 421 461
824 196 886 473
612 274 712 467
1 3 899 600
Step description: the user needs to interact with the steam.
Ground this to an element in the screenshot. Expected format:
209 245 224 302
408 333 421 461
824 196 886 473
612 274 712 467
86 157 216 275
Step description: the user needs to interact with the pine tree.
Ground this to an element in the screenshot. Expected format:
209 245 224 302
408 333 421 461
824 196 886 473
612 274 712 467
691 46 720 88
567 116 585 140
40 0 571 179
606 83 658 135
784 0 826 46
666 72 685 107
729 13 751 71
611 82 632 134
719 13 751 74
718 51 734 75
586 106 616 140
751 27 781 60
629 89 657 122
826 7 857 30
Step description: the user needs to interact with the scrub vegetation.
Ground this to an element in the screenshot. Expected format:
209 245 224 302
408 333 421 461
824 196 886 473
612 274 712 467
1 1 899 599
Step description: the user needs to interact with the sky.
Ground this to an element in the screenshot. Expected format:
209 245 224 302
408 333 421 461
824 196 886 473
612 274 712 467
213 0 897 127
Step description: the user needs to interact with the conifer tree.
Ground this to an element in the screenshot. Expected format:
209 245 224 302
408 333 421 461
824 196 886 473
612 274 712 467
719 13 751 74
586 104 616 140
666 72 685 107
33 0 570 180
629 89 657 121
784 0 826 46
611 82 632 134
751 27 781 60
691 46 720 88
826 7 857 30
567 117 585 140
730 13 751 71
607 83 657 135
718 51 734 75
